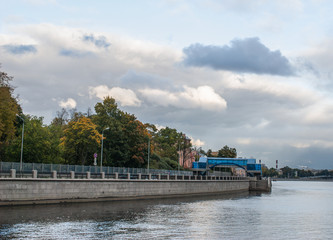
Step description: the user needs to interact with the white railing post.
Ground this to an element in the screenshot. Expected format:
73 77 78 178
52 170 57 179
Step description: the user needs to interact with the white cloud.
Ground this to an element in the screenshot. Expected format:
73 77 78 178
226 74 319 106
302 100 333 125
190 137 205 147
237 138 252 145
303 37 333 75
155 124 166 130
89 85 141 107
23 0 57 5
291 143 310 149
290 139 333 149
139 85 227 111
59 98 76 109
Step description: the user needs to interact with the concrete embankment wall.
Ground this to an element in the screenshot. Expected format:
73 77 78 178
249 178 272 192
0 179 250 205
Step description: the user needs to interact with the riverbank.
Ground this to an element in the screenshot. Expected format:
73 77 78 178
0 177 271 206
273 178 333 182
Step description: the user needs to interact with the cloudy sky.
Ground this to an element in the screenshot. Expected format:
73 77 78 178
1 0 333 169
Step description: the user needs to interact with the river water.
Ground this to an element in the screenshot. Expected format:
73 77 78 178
0 181 333 239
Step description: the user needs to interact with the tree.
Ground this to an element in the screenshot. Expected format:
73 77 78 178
93 97 150 168
149 152 180 170
207 149 213 157
0 68 20 160
151 127 193 169
316 169 330 176
51 108 69 126
192 146 202 162
61 116 101 165
298 169 314 177
154 127 183 162
262 167 278 177
4 115 63 163
120 113 149 167
280 166 294 178
217 145 237 158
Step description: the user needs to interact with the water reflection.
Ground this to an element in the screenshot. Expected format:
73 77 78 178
0 192 251 225
0 192 252 239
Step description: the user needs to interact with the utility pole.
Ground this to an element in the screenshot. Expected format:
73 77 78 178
16 114 24 173
147 138 150 174
100 127 109 172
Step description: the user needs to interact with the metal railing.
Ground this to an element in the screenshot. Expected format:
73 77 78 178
0 161 193 176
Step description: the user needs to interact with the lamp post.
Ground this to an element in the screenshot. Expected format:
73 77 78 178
178 142 180 172
16 114 24 173
100 127 109 173
147 137 150 174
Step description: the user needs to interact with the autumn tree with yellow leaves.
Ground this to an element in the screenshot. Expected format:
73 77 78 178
0 69 20 143
61 116 102 165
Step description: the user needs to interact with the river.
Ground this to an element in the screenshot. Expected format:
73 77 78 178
0 181 332 239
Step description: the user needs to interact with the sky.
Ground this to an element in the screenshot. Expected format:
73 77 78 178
1 0 333 169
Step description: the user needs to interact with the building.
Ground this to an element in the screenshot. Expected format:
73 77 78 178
177 134 195 169
192 156 262 178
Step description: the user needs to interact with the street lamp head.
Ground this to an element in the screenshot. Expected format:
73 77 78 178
102 127 109 133
16 114 24 122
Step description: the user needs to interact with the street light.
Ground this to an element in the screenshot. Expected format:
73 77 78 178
100 127 109 173
147 137 150 174
16 114 24 173
178 142 181 172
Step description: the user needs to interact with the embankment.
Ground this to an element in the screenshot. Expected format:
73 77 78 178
0 176 271 206
249 178 272 191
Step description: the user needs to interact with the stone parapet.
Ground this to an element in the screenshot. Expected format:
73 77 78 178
0 178 250 206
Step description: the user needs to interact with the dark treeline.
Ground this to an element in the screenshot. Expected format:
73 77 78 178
263 166 333 178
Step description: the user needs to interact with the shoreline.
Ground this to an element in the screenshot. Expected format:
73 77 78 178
272 178 333 182
0 178 271 206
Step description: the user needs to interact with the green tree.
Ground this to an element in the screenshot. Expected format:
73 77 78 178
262 167 278 177
93 97 149 168
51 108 69 126
316 169 330 176
217 145 237 158
5 115 63 163
298 169 314 177
120 113 149 167
207 149 213 157
149 152 180 170
48 122 65 163
280 166 294 178
154 127 183 162
61 116 101 165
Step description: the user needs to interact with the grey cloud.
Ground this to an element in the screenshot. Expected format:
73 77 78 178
59 49 92 58
237 143 333 169
118 70 178 91
270 145 333 169
295 57 320 77
3 44 37 54
82 34 111 48
183 38 294 76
